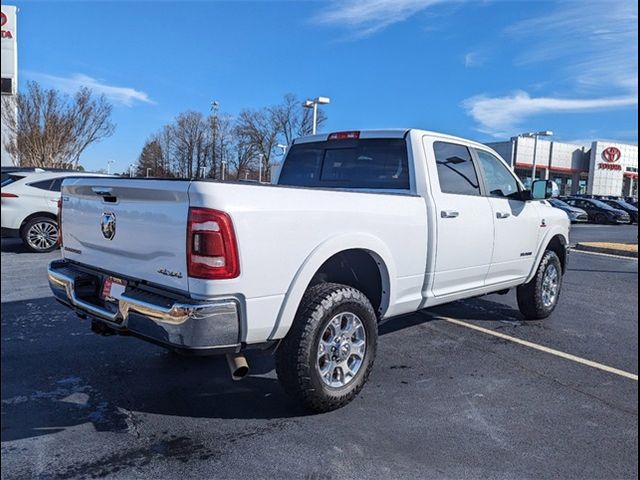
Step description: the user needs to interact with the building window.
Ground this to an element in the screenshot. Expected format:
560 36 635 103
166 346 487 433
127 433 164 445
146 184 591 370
1 78 12 95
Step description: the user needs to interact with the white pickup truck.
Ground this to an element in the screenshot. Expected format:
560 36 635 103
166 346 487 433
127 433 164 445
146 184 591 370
48 129 569 412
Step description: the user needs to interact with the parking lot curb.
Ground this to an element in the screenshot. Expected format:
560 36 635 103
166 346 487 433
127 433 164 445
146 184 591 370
574 243 638 258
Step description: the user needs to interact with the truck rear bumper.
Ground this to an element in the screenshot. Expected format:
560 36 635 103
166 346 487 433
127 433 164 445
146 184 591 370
48 260 242 354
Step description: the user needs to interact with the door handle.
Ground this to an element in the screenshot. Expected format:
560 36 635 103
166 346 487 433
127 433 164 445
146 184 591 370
92 187 113 196
441 210 459 219
496 212 511 219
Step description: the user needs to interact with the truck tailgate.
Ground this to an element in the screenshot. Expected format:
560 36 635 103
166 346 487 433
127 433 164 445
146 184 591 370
61 178 191 292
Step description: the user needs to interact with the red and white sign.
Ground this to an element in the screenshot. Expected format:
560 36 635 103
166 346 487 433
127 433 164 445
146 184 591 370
598 162 622 171
602 146 622 163
0 11 12 39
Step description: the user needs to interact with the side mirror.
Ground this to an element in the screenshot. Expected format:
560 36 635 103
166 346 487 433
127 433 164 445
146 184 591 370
531 180 559 200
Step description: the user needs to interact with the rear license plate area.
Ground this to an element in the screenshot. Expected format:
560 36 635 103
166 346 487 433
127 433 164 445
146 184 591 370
101 276 127 302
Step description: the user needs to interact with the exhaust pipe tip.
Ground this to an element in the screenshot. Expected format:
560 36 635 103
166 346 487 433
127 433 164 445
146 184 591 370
226 354 249 381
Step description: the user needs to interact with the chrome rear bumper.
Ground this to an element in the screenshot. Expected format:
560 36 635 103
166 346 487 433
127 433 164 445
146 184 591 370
48 260 241 353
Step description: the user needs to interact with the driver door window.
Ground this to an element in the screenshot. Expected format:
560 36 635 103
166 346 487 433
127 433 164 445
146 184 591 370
475 149 520 198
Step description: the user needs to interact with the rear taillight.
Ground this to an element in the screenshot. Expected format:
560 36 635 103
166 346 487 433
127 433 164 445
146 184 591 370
57 198 63 246
328 131 360 140
1 192 18 198
187 207 239 279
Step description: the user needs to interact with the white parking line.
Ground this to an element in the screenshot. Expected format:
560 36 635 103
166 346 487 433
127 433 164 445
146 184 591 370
438 316 638 381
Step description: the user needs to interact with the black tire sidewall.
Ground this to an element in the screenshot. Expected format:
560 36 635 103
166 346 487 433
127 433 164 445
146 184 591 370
595 213 607 224
21 217 59 253
517 249 563 320
306 298 377 400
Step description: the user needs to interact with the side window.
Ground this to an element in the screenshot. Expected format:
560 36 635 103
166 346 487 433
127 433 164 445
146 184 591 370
475 149 520 199
49 178 63 192
433 141 480 196
28 179 54 190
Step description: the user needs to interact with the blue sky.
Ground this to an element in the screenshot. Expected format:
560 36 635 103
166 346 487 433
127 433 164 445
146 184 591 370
11 0 638 172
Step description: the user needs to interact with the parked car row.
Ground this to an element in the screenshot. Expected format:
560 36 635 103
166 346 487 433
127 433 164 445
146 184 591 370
1 170 107 252
556 197 636 224
569 193 638 208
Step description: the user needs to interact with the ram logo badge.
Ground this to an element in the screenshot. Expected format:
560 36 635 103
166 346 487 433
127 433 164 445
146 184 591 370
100 212 116 240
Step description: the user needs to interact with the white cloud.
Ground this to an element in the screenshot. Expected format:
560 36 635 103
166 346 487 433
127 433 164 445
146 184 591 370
313 0 451 38
462 91 638 138
463 51 485 68
464 1 638 137
505 1 638 94
27 72 154 107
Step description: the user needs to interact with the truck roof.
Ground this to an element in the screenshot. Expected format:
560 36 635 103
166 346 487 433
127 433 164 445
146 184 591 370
293 129 492 151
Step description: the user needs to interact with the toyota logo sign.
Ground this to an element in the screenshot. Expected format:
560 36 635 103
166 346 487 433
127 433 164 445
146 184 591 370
602 147 621 163
0 13 7 27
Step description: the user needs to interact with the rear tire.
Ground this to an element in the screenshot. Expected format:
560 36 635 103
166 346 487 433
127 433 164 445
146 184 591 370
21 217 59 253
517 250 562 320
275 283 378 413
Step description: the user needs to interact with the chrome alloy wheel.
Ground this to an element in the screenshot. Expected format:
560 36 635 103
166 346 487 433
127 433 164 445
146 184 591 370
541 264 559 308
26 221 58 251
316 311 367 388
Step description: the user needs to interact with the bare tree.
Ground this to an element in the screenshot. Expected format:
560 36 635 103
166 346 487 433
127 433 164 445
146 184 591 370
271 93 327 145
235 108 279 182
166 111 210 178
1 81 115 168
228 126 258 180
134 93 329 181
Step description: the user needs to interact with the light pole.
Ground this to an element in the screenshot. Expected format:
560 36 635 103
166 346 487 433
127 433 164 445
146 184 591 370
211 100 220 179
276 144 288 156
303 96 331 135
107 160 115 175
221 161 227 181
258 154 264 183
519 130 553 182
129 164 135 178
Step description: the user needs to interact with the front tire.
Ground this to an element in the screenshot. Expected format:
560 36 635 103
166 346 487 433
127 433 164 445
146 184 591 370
594 213 608 224
517 250 562 320
275 283 378 413
21 217 59 253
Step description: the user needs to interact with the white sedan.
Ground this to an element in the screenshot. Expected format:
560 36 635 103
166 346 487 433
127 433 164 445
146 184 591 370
1 170 108 253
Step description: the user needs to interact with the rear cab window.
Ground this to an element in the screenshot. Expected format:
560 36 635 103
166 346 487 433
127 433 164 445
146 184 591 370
433 141 481 196
278 138 410 190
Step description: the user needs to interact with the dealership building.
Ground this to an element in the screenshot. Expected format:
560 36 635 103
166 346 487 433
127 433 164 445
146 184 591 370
1 4 18 166
487 136 638 198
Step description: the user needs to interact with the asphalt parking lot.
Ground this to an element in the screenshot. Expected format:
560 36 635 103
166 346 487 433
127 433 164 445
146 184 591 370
1 224 638 480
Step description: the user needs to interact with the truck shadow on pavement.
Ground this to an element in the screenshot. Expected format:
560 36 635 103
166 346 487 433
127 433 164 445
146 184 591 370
1 297 308 443
380 296 524 336
1 294 522 443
